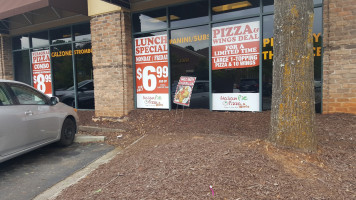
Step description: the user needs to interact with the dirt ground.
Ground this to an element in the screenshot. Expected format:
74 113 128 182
56 109 355 199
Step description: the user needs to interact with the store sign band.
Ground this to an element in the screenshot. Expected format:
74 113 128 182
32 50 52 96
135 35 169 109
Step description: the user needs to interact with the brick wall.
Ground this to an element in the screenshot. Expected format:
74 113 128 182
0 34 13 80
323 0 356 114
90 11 134 117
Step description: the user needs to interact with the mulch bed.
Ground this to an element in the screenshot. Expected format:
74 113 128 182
56 109 355 199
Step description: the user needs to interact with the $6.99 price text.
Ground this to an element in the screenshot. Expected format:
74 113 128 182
136 66 168 92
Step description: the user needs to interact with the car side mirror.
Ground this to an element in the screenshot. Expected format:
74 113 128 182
50 96 59 105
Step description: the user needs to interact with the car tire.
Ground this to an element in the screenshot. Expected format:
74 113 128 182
58 118 76 146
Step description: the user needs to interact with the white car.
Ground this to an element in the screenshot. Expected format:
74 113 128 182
0 79 79 163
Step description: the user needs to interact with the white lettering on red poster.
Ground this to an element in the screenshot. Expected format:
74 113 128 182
135 35 169 109
212 21 260 70
32 50 52 95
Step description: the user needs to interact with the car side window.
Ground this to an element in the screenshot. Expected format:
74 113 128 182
0 85 12 106
10 84 47 105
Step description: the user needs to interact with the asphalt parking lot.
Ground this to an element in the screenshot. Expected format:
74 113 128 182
0 142 114 200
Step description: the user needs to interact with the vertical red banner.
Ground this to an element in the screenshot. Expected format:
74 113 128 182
135 35 169 109
32 50 52 95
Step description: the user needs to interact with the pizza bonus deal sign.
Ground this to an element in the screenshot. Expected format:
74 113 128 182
32 50 52 95
135 35 169 109
212 21 260 70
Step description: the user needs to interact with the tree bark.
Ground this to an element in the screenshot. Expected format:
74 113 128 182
269 0 317 152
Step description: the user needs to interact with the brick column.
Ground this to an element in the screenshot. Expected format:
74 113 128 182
0 34 13 80
322 0 356 114
90 10 134 117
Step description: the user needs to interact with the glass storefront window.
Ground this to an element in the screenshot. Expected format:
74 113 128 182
51 44 74 106
170 25 210 108
133 8 167 33
261 7 322 113
211 18 260 111
314 7 323 113
75 42 94 109
12 36 30 50
169 1 209 28
31 31 49 48
13 50 31 85
263 0 274 12
212 0 260 21
13 23 93 110
50 27 72 44
73 23 91 42
262 15 274 111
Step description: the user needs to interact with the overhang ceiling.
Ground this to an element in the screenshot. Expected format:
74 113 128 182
0 0 89 35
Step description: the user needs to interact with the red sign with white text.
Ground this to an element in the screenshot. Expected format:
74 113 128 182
135 35 169 109
212 21 260 70
32 50 52 95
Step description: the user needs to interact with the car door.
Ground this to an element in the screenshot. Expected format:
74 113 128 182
8 83 60 146
0 83 28 157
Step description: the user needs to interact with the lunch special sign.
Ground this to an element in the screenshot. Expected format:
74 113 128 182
32 50 52 96
135 35 169 109
212 21 260 70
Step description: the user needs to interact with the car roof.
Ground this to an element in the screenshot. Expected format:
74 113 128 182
0 79 28 85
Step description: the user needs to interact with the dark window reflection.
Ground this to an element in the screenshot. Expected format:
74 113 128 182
12 36 29 50
133 9 167 33
31 31 49 48
169 1 209 28
75 42 94 109
263 0 274 12
212 0 260 21
52 44 74 106
50 27 71 44
262 15 273 111
73 23 91 42
170 25 210 108
14 50 31 85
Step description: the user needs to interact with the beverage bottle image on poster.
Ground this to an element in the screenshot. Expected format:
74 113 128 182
135 35 169 109
32 50 52 96
212 21 260 70
173 76 196 107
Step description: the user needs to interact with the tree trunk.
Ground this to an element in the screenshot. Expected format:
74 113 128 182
269 0 317 152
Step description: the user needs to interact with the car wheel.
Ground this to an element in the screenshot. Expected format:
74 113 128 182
58 118 76 146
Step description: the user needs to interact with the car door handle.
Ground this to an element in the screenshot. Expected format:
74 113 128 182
25 111 33 116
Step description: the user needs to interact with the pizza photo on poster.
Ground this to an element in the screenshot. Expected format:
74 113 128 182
32 50 52 96
212 21 260 70
135 35 169 109
173 76 196 107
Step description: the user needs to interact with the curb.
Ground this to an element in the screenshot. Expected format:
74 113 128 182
79 126 125 133
74 134 106 143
